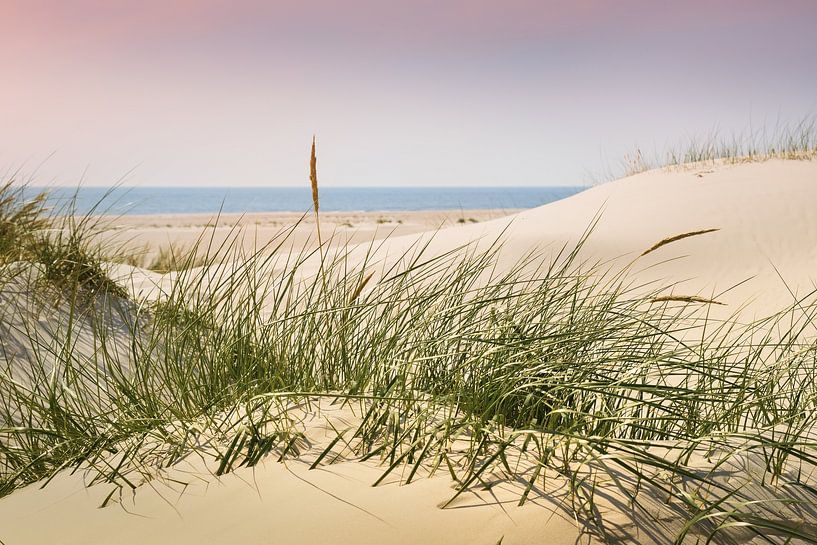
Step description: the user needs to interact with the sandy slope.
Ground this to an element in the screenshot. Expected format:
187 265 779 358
116 159 817 319
2 159 817 545
0 399 587 545
337 159 817 319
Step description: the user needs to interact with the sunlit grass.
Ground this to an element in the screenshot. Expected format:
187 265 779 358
1 161 817 543
620 116 817 178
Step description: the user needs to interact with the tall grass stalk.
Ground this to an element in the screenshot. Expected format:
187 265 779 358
310 135 322 249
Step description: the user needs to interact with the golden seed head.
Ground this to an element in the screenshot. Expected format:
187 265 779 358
310 135 319 213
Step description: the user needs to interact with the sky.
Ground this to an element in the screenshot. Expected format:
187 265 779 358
1 0 816 187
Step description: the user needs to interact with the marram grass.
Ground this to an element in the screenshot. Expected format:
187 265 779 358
2 181 817 543
618 116 817 179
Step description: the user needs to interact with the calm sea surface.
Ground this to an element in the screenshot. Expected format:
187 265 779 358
32 186 587 215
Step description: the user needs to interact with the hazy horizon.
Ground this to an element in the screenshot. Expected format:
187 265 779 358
2 0 816 187
34 184 587 214
28 183 589 189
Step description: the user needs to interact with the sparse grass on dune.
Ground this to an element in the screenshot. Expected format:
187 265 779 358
619 116 817 178
116 242 211 273
3 156 817 543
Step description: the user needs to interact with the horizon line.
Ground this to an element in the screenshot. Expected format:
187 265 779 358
30 184 591 189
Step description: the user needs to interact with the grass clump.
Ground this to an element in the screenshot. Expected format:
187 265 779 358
114 242 210 273
2 218 817 542
619 116 817 178
147 244 209 273
3 157 817 544
0 181 125 298
0 182 49 261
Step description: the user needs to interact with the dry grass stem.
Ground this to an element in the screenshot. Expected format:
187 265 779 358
310 135 322 248
350 272 374 302
641 228 719 256
651 295 725 305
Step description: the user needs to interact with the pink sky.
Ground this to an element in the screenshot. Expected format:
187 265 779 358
1 0 815 186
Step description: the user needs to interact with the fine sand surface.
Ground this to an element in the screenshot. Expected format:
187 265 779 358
2 159 817 544
94 208 522 263
0 399 588 545
322 159 817 319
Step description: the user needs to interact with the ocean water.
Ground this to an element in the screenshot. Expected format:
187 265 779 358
32 186 587 215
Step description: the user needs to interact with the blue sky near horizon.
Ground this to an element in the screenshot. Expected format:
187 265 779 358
1 1 816 187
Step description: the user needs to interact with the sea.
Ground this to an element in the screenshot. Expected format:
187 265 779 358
30 186 587 215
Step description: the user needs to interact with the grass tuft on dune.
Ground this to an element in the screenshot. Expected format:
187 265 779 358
619 116 817 178
0 181 126 298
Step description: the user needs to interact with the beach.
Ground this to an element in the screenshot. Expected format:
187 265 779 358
102 159 817 319
4 1 817 542
92 208 524 264
3 158 817 544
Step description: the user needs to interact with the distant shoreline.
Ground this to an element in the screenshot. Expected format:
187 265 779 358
90 208 525 258
91 208 527 222
32 186 587 215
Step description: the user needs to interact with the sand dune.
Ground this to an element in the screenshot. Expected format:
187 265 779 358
2 159 817 545
116 159 817 319
347 159 817 318
0 398 586 545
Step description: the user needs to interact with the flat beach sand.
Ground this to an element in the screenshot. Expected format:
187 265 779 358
93 208 523 263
